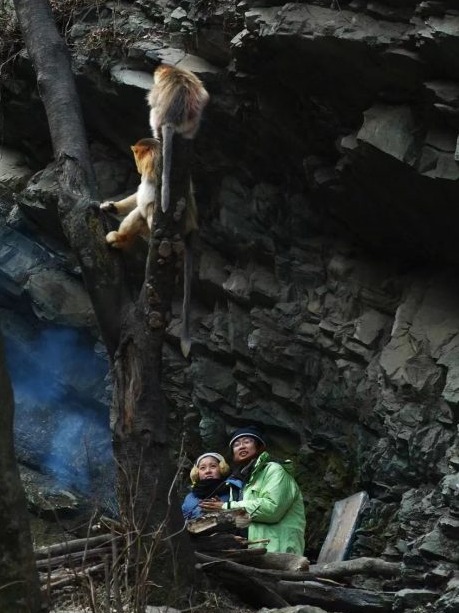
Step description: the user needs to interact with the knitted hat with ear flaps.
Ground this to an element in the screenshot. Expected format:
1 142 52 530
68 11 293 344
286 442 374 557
229 425 266 449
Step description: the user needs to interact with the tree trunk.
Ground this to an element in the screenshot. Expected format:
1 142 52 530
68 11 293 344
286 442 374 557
12 0 194 604
111 138 195 605
0 333 42 613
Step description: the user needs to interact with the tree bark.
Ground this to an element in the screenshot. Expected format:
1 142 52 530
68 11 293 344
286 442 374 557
0 333 42 613
12 0 194 604
277 580 394 612
310 557 401 579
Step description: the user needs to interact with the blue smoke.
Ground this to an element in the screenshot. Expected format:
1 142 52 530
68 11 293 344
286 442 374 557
4 326 114 498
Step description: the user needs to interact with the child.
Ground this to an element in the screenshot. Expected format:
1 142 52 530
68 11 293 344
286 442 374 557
182 452 242 520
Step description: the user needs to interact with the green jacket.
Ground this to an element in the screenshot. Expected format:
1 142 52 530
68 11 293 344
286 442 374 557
222 451 306 554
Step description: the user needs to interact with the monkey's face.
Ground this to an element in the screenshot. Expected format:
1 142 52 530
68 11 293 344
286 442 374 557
131 140 160 176
131 146 152 175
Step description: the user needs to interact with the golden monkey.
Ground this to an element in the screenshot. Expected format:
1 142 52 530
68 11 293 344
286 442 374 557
100 138 161 248
147 63 209 213
100 137 198 357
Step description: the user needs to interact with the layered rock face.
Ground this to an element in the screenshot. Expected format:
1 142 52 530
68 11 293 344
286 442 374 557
1 0 459 609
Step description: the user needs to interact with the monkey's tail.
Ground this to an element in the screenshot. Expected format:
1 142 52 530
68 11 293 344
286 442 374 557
180 234 193 358
161 123 174 213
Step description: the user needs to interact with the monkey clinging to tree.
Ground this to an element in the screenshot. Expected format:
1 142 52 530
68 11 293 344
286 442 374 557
100 137 199 357
100 138 161 248
147 63 209 213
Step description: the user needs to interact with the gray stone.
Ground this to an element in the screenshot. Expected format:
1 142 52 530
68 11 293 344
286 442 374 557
424 82 459 109
439 515 459 539
0 146 32 190
357 105 417 163
393 588 438 611
420 528 459 563
441 473 459 513
198 249 230 294
432 575 459 613
353 309 390 347
420 146 459 180
110 64 152 90
26 269 96 328
249 267 280 306
223 268 250 304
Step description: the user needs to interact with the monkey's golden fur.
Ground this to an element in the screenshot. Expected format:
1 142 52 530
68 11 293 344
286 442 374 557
100 138 160 248
147 64 209 213
100 138 198 248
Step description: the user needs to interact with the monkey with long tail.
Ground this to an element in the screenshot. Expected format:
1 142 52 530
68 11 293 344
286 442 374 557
147 64 209 213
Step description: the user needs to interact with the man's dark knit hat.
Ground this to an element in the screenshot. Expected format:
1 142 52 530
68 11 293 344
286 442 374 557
229 425 266 449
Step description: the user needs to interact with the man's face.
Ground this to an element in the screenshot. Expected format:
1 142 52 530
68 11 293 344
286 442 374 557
197 457 221 480
232 436 260 464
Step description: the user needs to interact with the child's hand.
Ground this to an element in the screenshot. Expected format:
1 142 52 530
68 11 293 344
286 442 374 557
199 500 224 511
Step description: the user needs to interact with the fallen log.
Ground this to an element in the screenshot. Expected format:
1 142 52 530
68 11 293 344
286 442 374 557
277 580 394 612
40 563 105 593
196 552 324 583
196 552 399 611
196 553 399 582
240 552 310 572
35 533 116 560
36 546 112 571
311 557 401 580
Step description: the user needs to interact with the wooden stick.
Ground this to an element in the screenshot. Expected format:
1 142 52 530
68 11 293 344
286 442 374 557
36 546 112 570
310 557 401 579
39 563 105 590
35 534 116 559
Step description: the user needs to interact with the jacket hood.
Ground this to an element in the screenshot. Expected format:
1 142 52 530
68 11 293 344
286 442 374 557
254 451 295 476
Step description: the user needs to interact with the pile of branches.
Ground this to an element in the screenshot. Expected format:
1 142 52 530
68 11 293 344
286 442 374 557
195 550 405 612
36 533 120 596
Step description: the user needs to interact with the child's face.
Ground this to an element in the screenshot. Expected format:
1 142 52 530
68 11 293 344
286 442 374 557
197 457 221 480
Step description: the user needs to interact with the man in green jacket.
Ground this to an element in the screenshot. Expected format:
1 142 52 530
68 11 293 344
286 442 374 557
200 426 306 554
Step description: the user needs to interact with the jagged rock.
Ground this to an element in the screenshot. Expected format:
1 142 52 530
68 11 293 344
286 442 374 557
393 589 439 611
26 269 95 328
2 0 459 605
438 515 459 539
420 528 459 563
357 105 417 164
16 165 62 239
441 473 459 515
353 309 391 347
0 146 33 191
432 575 459 612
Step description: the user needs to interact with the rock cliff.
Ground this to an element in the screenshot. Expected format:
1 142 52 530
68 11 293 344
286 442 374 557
1 0 458 609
